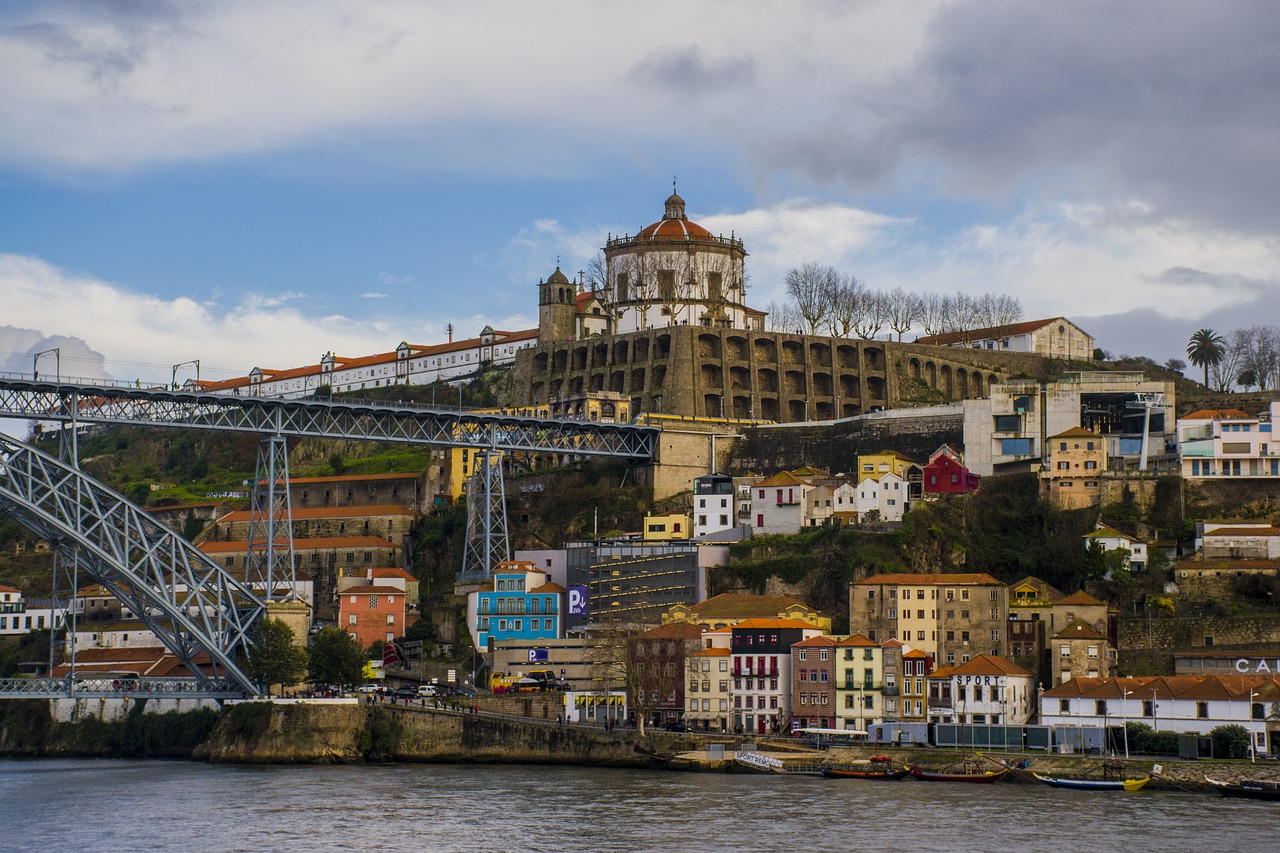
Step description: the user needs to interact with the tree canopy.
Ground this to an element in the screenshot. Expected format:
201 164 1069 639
246 617 309 696
1186 328 1225 387
308 627 367 688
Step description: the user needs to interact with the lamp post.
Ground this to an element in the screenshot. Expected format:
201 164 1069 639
1121 689 1132 759
1250 690 1258 764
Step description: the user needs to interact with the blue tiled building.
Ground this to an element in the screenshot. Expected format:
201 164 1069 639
471 560 566 651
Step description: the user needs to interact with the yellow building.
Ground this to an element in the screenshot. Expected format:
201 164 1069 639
856 450 921 482
834 634 883 731
643 511 691 541
899 648 931 722
1042 426 1107 509
663 592 832 633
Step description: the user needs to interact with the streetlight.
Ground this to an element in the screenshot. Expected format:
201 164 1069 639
1249 690 1258 764
1121 688 1133 759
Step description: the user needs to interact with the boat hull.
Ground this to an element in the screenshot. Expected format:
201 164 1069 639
909 766 1008 784
822 766 910 780
1032 772 1149 792
1205 776 1280 801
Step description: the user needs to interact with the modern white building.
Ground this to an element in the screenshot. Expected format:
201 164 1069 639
692 474 737 539
1178 403 1280 480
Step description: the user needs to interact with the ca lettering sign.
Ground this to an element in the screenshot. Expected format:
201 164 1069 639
1235 658 1279 674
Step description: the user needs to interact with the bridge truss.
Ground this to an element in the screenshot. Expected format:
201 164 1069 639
0 379 660 458
0 433 263 695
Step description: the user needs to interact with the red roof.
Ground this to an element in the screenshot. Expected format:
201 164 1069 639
951 654 1032 677
217 504 420 523
915 317 1076 347
198 535 398 553
857 572 1003 586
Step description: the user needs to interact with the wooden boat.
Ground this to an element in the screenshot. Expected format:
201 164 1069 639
908 758 1009 784
822 756 911 780
1205 776 1280 801
1032 770 1150 792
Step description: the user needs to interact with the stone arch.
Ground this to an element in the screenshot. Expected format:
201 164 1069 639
572 346 588 371
731 395 751 419
866 376 886 401
757 368 778 393
840 374 860 399
788 399 806 421
533 352 549 373
909 358 921 380
782 340 804 365
729 365 750 391
652 365 666 388
863 346 884 371
808 341 831 365
656 335 672 358
784 370 806 395
633 337 650 361
701 363 723 389
589 373 605 392
956 368 969 399
754 338 778 363
698 333 722 359
610 371 625 393
813 372 833 397
837 344 858 369
631 368 647 390
592 342 609 368
726 335 749 361
925 361 937 388
760 397 780 421
552 349 568 372
613 340 629 364
940 365 953 397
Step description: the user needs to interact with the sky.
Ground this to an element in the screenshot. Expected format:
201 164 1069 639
2 0 1279 388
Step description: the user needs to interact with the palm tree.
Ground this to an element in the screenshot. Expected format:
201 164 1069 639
1186 329 1225 387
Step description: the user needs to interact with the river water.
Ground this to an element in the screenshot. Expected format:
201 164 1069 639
0 759 1267 852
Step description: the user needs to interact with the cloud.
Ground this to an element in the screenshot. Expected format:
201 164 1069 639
0 253 416 381
361 292 390 299
632 45 756 97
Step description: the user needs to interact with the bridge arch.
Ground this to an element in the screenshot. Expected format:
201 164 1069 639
0 435 263 693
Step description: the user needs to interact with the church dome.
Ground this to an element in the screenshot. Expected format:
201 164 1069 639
635 192 715 242
545 266 571 284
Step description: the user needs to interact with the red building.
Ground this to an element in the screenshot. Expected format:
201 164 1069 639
923 447 980 494
338 584 408 649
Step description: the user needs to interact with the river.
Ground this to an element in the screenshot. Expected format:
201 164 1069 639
0 759 1266 852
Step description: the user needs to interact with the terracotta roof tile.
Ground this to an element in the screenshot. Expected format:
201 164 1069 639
857 572 1003 586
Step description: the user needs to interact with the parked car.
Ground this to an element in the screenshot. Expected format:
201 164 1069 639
392 686 419 700
665 721 688 732
417 684 439 697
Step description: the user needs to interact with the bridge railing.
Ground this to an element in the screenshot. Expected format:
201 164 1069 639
0 676 246 699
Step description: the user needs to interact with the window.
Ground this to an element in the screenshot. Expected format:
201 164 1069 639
1197 701 1208 719
348 614 357 626
386 614 395 625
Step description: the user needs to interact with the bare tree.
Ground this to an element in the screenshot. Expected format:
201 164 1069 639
585 250 608 293
1211 328 1249 391
592 623 700 736
852 289 888 339
825 273 867 338
919 292 949 338
976 293 1023 329
785 263 838 334
765 299 801 333
884 287 923 341
1235 325 1280 390
943 291 981 344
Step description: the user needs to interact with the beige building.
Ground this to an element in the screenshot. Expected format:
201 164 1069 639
686 629 732 732
916 317 1094 360
1051 620 1115 686
1042 426 1108 509
663 592 832 633
207 504 420 543
849 573 1008 668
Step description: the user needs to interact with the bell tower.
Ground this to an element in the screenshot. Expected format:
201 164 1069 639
538 266 577 343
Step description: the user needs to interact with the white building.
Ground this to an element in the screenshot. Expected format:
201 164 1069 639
1083 522 1148 572
1041 675 1280 757
915 316 1094 360
692 474 737 539
855 472 908 522
930 654 1036 726
1178 403 1280 480
748 470 832 534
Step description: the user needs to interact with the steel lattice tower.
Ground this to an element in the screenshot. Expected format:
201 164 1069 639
459 449 509 580
245 434 296 602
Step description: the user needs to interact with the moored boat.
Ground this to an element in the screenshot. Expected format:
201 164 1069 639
1205 776 1280 801
822 756 911 780
1031 769 1149 792
908 758 1008 784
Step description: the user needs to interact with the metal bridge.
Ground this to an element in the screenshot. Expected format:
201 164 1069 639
0 376 659 699
0 377 659 458
0 432 262 697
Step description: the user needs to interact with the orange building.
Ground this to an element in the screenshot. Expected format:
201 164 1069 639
338 584 408 649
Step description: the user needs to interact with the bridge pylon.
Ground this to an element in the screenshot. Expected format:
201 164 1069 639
245 434 297 606
458 448 509 580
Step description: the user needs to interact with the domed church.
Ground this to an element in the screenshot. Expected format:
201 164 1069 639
603 190 765 334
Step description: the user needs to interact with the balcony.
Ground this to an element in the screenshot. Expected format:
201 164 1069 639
882 685 899 697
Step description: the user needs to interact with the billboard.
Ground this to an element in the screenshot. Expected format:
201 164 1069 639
568 585 589 617
527 648 549 664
